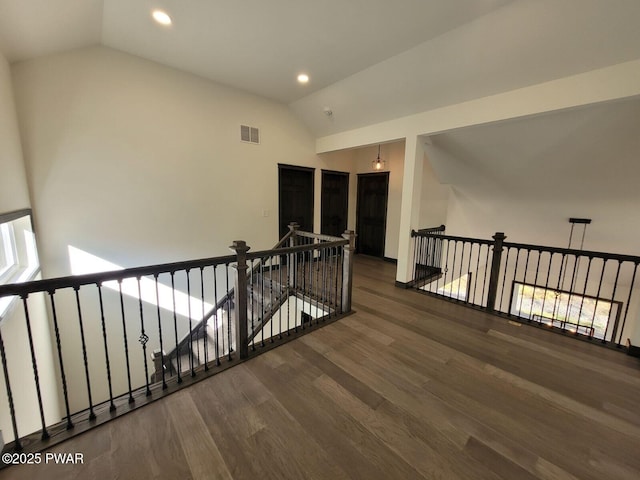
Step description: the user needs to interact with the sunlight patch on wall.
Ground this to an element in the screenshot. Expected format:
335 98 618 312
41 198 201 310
68 246 213 320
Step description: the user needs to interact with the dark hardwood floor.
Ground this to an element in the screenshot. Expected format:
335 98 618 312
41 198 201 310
2 256 639 479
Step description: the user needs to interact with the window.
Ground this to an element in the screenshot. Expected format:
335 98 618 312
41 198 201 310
0 210 41 320
510 281 618 339
0 222 18 280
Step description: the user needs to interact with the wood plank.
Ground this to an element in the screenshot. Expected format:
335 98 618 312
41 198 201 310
165 392 233 480
246 349 426 480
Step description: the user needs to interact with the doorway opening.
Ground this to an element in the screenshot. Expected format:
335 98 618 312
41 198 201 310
321 170 349 237
356 172 389 257
278 165 314 238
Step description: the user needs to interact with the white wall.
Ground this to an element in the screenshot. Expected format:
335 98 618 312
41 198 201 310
419 148 449 230
12 46 356 277
428 98 640 252
0 51 30 212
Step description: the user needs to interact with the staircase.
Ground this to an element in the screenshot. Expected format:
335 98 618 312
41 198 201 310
159 268 288 379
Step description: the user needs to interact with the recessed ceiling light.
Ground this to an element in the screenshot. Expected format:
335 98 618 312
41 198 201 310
152 10 172 26
297 73 310 84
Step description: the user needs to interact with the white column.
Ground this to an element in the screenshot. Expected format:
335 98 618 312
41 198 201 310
396 134 424 283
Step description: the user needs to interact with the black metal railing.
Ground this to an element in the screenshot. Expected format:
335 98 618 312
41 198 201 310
0 224 354 457
410 225 445 287
410 227 639 350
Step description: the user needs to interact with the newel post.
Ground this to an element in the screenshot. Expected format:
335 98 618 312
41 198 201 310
486 232 506 312
288 222 299 290
341 230 356 313
230 240 250 360
151 349 165 385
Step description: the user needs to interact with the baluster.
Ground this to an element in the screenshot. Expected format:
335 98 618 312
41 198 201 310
416 234 422 274
136 278 151 396
324 247 330 317
615 262 639 346
498 247 512 310
213 265 220 366
588 260 607 339
424 236 429 279
445 239 453 295
511 248 522 312
254 259 261 345
225 263 233 359
0 326 22 450
186 269 195 376
318 244 323 317
47 291 73 429
153 275 167 389
250 259 256 350
315 245 320 322
322 245 328 319
74 287 96 419
278 253 284 338
562 254 581 330
440 239 450 295
540 252 554 325
552 253 567 327
459 242 468 300
97 284 116 409
20 296 49 438
200 267 208 370
311 248 316 325
262 256 267 344
576 257 593 336
221 269 228 358
526 250 541 321
170 272 182 383
287 256 292 333
464 242 473 304
432 235 438 269
293 251 299 332
472 243 481 305
334 246 339 315
432 239 442 295
606 261 622 343
270 255 275 340
321 247 331 322
301 247 307 330
449 240 458 299
118 280 135 401
481 244 491 307
338 245 343 313
411 233 417 283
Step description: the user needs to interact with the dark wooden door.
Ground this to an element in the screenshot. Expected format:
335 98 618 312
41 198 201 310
321 170 349 237
356 172 389 257
279 165 314 238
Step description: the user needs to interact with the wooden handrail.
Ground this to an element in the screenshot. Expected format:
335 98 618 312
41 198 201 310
0 254 237 298
412 229 640 264
411 225 445 237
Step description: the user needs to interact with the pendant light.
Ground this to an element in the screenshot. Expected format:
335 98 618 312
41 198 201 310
372 145 386 171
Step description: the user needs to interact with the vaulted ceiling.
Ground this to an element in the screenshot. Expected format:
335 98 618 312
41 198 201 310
1 0 639 136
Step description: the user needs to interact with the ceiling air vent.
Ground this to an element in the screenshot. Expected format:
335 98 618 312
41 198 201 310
240 125 260 144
